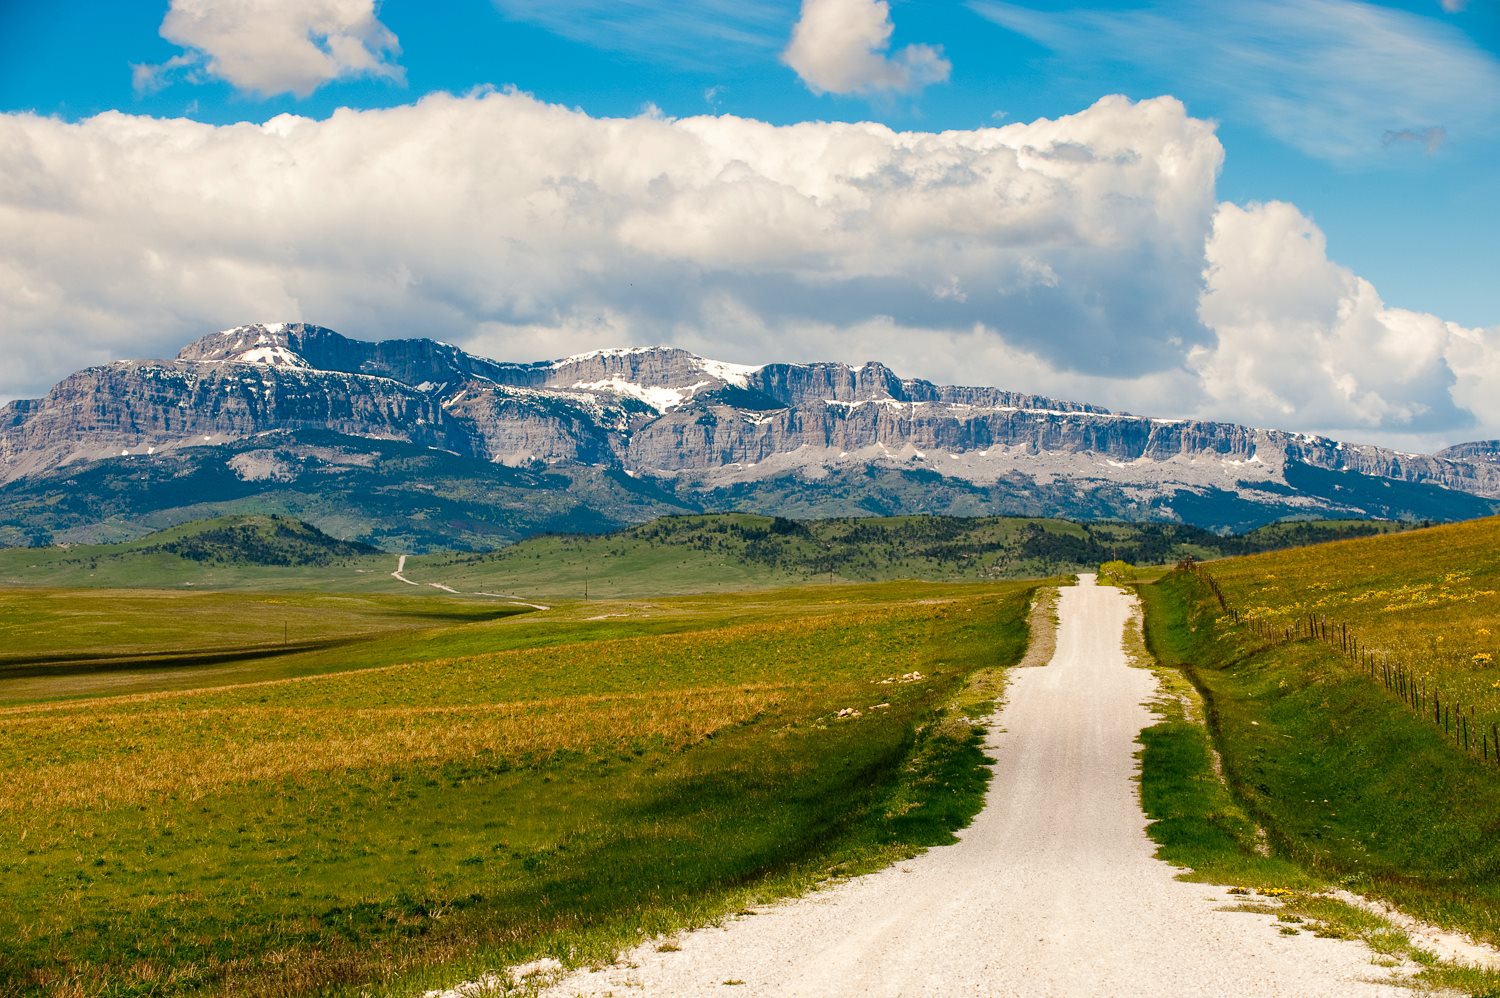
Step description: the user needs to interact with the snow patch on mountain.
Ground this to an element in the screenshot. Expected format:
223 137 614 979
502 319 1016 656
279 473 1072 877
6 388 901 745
233 344 310 368
695 357 760 388
571 378 701 414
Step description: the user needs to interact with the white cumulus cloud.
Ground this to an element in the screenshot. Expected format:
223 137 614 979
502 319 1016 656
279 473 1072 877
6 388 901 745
1 91 1496 450
0 90 1219 388
139 0 404 98
783 0 950 96
1191 200 1499 443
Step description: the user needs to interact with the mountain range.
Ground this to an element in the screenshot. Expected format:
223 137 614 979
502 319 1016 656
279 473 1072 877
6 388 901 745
2 322 1496 550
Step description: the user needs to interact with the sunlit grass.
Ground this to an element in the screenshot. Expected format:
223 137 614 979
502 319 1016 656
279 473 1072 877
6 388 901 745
0 589 530 705
0 579 1033 996
1200 516 1500 755
1140 552 1500 973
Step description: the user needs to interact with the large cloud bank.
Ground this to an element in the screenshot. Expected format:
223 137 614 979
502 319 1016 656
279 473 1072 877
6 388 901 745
0 90 1495 449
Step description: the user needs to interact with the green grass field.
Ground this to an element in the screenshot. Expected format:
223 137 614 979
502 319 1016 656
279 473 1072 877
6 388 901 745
0 589 530 705
0 578 1036 996
6 509 1486 997
1134 521 1500 991
1193 516 1500 746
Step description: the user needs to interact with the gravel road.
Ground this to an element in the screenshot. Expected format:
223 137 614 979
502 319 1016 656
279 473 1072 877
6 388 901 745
532 575 1408 997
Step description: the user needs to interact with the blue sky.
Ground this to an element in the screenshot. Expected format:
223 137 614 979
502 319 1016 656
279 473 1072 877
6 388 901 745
1 0 1497 448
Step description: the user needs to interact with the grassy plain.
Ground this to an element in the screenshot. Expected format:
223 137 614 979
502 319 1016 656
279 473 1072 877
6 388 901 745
0 578 1035 997
0 590 528 704
1198 516 1500 743
1135 522 1500 990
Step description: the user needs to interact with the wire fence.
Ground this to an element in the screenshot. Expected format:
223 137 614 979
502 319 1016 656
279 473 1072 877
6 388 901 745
1175 559 1500 768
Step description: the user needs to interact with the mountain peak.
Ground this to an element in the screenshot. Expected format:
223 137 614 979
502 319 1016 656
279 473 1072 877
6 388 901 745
541 346 765 412
548 346 702 382
548 346 761 386
177 323 327 369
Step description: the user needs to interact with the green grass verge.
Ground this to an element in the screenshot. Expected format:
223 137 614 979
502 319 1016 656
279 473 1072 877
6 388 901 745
1135 570 1500 995
0 580 1031 997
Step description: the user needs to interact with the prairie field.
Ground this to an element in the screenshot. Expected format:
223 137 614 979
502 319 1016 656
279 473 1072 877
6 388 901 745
1198 516 1500 748
0 589 528 704
1138 518 1500 958
0 579 1034 996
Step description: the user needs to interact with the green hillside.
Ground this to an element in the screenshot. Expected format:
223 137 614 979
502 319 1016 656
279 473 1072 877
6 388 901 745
0 511 1418 597
139 514 379 565
412 513 1415 602
0 514 396 590
1137 515 1500 973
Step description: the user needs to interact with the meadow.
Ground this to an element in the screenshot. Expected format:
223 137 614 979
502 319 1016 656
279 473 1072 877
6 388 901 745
1193 516 1500 760
1135 517 1500 981
0 590 527 704
5 510 1484 996
0 579 1035 996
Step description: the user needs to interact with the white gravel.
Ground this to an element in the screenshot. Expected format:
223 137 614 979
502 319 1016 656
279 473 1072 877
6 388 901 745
521 574 1414 997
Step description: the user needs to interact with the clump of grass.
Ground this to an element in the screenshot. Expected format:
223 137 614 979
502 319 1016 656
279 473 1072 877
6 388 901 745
1012 586 1061 669
1129 602 1307 890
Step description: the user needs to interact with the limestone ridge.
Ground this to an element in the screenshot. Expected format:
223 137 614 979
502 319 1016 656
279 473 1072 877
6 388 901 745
4 322 1500 519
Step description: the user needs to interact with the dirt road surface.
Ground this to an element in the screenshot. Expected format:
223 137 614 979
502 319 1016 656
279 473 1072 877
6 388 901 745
529 575 1407 997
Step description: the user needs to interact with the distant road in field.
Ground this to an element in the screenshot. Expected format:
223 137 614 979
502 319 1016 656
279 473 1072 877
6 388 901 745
390 554 550 610
531 575 1405 997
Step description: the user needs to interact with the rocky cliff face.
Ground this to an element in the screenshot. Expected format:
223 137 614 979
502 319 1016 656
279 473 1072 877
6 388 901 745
1436 440 1500 466
0 344 453 481
5 323 1500 524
